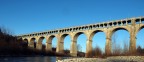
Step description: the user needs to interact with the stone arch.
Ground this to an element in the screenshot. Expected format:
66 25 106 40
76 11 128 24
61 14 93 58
23 38 28 47
47 35 57 43
136 24 144 48
60 34 71 43
38 36 45 44
70 32 87 56
89 30 106 54
137 25 144 34
111 27 130 38
73 32 87 41
60 34 71 52
73 32 87 55
46 35 57 51
24 38 28 42
37 36 46 50
111 27 130 54
89 30 105 40
30 37 36 48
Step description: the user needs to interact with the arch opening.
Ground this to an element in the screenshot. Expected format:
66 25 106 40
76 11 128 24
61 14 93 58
48 35 57 52
30 38 36 48
61 34 71 54
122 21 126 25
127 20 131 25
141 18 144 23
136 19 141 24
38 37 46 51
113 22 117 26
23 39 28 47
118 22 121 26
74 32 87 57
91 30 106 56
111 28 130 55
136 26 144 55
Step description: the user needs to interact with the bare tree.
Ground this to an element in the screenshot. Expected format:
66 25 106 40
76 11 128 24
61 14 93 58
112 33 122 55
94 46 102 57
0 26 13 35
112 33 117 54
123 39 129 55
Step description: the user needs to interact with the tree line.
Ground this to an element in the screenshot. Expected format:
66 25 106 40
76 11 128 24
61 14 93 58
86 34 144 58
0 26 72 57
0 26 144 57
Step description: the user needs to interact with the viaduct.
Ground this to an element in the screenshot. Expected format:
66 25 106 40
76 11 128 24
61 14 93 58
18 17 144 57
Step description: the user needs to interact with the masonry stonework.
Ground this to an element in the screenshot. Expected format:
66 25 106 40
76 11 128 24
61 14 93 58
19 17 144 57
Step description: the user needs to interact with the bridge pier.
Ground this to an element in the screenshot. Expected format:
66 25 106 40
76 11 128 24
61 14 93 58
105 35 111 55
70 40 77 57
36 43 42 50
56 37 64 54
105 29 112 56
46 43 52 52
28 44 35 48
129 19 137 54
28 38 35 48
85 39 92 57
129 33 136 54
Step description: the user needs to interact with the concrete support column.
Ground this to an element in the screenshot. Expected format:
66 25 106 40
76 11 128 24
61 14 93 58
117 22 119 26
105 37 111 55
129 32 136 54
105 31 111 55
36 42 42 50
28 40 31 47
36 38 42 50
46 38 52 52
58 41 64 53
56 36 61 53
121 21 123 26
46 42 52 52
112 22 114 26
129 19 136 54
70 40 77 56
28 39 35 48
28 43 34 48
126 19 128 25
85 39 92 57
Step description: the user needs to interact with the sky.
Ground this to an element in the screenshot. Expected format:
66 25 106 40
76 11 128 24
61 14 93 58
0 0 144 52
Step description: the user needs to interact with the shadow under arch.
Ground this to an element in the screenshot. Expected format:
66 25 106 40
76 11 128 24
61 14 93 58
46 35 57 52
23 38 28 47
38 36 45 43
30 38 36 48
37 36 46 50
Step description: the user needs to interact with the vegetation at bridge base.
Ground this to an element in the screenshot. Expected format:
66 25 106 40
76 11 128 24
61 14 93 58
0 26 72 57
86 46 106 58
86 34 144 58
85 42 144 58
1 26 144 57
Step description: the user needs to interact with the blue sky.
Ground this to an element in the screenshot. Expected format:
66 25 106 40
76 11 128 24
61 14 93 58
0 0 144 52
